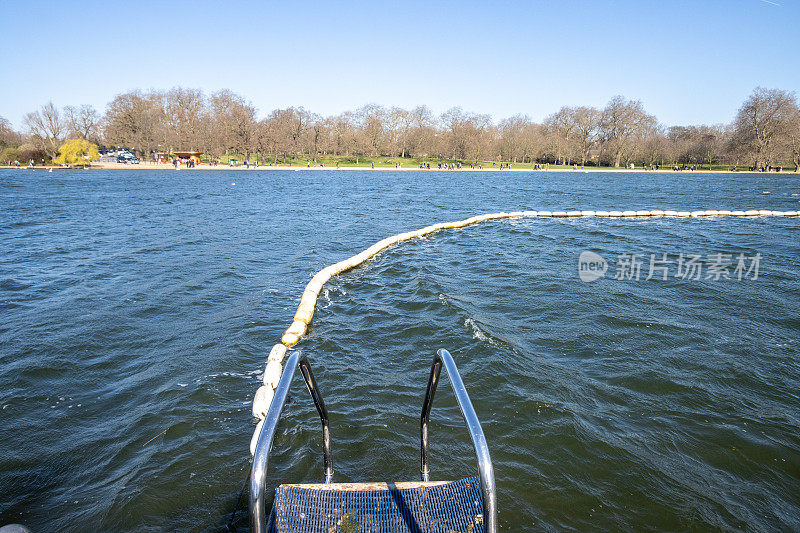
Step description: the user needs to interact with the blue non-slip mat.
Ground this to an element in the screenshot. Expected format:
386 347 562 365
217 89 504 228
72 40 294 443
268 476 485 532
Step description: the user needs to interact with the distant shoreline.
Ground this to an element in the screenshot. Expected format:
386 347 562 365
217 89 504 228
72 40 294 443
1 162 796 174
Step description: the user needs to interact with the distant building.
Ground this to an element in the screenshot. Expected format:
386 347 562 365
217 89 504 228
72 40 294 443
173 151 203 164
154 151 203 164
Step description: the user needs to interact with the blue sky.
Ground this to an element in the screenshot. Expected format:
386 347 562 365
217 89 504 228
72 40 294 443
1 0 798 128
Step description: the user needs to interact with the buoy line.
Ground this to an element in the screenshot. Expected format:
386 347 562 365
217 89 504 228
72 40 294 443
249 208 799 454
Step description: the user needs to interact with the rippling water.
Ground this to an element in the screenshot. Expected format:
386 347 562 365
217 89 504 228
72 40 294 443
1 169 799 532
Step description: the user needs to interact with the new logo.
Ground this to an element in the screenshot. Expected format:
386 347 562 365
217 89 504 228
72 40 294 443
578 251 608 282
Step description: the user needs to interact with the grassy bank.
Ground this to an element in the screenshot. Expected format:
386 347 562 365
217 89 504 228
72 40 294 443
3 156 797 173
207 154 797 172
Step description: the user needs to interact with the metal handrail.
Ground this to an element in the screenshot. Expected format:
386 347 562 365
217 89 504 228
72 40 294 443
420 348 497 533
249 351 332 533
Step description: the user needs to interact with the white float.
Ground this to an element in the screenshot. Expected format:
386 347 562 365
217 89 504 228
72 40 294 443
252 385 275 419
268 344 287 363
250 419 264 456
263 360 283 389
283 320 306 340
294 300 316 324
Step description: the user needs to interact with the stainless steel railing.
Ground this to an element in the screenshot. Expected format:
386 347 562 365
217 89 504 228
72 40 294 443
420 348 497 533
249 351 332 533
250 348 496 533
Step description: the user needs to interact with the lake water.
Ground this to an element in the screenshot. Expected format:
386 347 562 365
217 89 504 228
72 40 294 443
1 169 799 532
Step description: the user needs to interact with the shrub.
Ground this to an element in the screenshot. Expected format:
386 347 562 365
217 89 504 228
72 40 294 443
1 146 22 165
54 139 100 166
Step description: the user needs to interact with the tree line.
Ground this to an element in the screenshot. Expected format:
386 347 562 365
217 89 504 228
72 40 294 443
2 86 799 170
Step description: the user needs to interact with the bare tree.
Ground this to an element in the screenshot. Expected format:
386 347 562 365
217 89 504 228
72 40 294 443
356 104 387 157
77 84 799 169
441 107 492 161
162 88 207 152
24 101 66 158
544 107 579 165
518 122 545 164
263 108 307 163
390 107 413 158
599 96 657 167
104 91 164 156
327 112 355 157
572 106 601 166
498 115 531 163
469 114 493 162
440 107 466 160
667 126 693 164
407 106 436 158
635 126 668 167
307 113 324 162
784 106 800 172
209 89 256 160
64 104 100 141
731 87 797 169
694 125 726 168
0 116 22 148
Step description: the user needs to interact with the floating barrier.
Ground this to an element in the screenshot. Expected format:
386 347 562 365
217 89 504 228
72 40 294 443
252 386 274 419
249 207 798 453
267 343 287 363
263 360 283 389
250 419 264 456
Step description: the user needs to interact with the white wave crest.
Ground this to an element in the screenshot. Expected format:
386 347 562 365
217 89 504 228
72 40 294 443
464 317 496 345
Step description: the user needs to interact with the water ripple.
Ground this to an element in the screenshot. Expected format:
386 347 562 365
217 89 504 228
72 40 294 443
1 169 799 531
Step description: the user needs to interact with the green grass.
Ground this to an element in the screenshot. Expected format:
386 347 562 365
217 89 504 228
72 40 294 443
215 154 558 169
208 153 797 172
